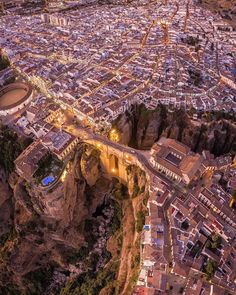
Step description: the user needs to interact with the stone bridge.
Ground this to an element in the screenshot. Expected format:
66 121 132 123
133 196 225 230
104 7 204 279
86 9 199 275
85 138 139 182
85 138 162 185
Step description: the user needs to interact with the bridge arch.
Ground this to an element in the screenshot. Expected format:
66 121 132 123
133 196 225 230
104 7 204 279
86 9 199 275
109 154 119 177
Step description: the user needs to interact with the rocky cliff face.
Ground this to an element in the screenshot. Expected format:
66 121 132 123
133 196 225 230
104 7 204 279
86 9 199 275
0 138 150 294
63 143 102 226
115 164 148 295
198 0 236 29
0 169 14 245
0 143 111 294
113 104 236 156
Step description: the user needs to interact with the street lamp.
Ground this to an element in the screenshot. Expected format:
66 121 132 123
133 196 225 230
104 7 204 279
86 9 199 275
109 128 120 142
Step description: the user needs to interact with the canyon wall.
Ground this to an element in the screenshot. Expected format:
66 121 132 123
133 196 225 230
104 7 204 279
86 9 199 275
113 104 236 156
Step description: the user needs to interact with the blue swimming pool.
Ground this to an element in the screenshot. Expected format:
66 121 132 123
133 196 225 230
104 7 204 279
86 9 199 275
42 175 55 186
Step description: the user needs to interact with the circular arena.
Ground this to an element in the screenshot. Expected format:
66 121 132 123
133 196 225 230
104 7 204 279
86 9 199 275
0 82 33 116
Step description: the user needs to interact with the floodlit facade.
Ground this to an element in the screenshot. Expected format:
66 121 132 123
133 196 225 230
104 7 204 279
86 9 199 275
150 137 202 184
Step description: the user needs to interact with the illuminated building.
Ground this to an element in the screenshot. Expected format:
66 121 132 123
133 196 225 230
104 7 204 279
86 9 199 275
150 137 202 184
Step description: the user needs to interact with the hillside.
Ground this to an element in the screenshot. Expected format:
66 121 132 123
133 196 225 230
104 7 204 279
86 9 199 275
198 0 236 28
0 141 148 294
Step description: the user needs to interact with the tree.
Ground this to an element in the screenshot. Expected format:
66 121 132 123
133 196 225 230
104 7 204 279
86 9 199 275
136 211 146 232
205 259 217 280
132 183 140 198
0 54 10 71
114 182 128 200
211 233 222 249
0 125 25 173
232 191 236 203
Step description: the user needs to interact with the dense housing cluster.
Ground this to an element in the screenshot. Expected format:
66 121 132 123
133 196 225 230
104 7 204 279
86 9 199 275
0 0 235 130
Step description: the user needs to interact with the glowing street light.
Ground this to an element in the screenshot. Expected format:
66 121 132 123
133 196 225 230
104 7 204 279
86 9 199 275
109 128 120 142
60 169 68 182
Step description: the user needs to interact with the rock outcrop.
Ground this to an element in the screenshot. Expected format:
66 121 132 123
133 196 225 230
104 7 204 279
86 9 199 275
81 145 101 186
113 104 236 156
63 143 102 226
0 169 14 240
0 143 110 294
116 164 148 295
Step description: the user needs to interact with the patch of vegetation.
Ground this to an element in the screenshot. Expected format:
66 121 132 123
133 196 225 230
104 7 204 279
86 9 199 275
126 165 145 198
204 110 236 123
140 185 145 194
211 233 222 249
132 183 140 198
66 246 89 264
23 263 58 295
34 153 63 183
131 254 140 270
87 252 100 271
0 124 32 173
188 68 203 86
183 35 200 46
0 54 10 71
205 259 218 280
113 182 128 200
109 200 122 236
206 233 222 250
60 262 119 295
232 191 236 207
136 210 146 233
84 219 99 250
190 241 203 258
0 285 21 295
126 165 132 175
84 184 93 208
143 192 149 206
139 104 154 124
0 227 17 247
181 219 189 231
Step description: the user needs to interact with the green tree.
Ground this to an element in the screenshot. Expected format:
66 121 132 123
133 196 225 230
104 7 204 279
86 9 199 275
0 54 10 71
211 233 222 249
205 259 217 280
0 125 27 173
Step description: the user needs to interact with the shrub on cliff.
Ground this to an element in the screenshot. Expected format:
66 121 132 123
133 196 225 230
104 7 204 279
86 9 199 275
23 263 58 295
114 182 128 200
0 54 10 71
60 262 118 295
0 125 32 173
136 210 146 233
132 183 140 198
109 201 122 235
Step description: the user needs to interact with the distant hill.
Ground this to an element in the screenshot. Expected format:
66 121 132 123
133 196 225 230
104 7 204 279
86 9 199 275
198 0 236 28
